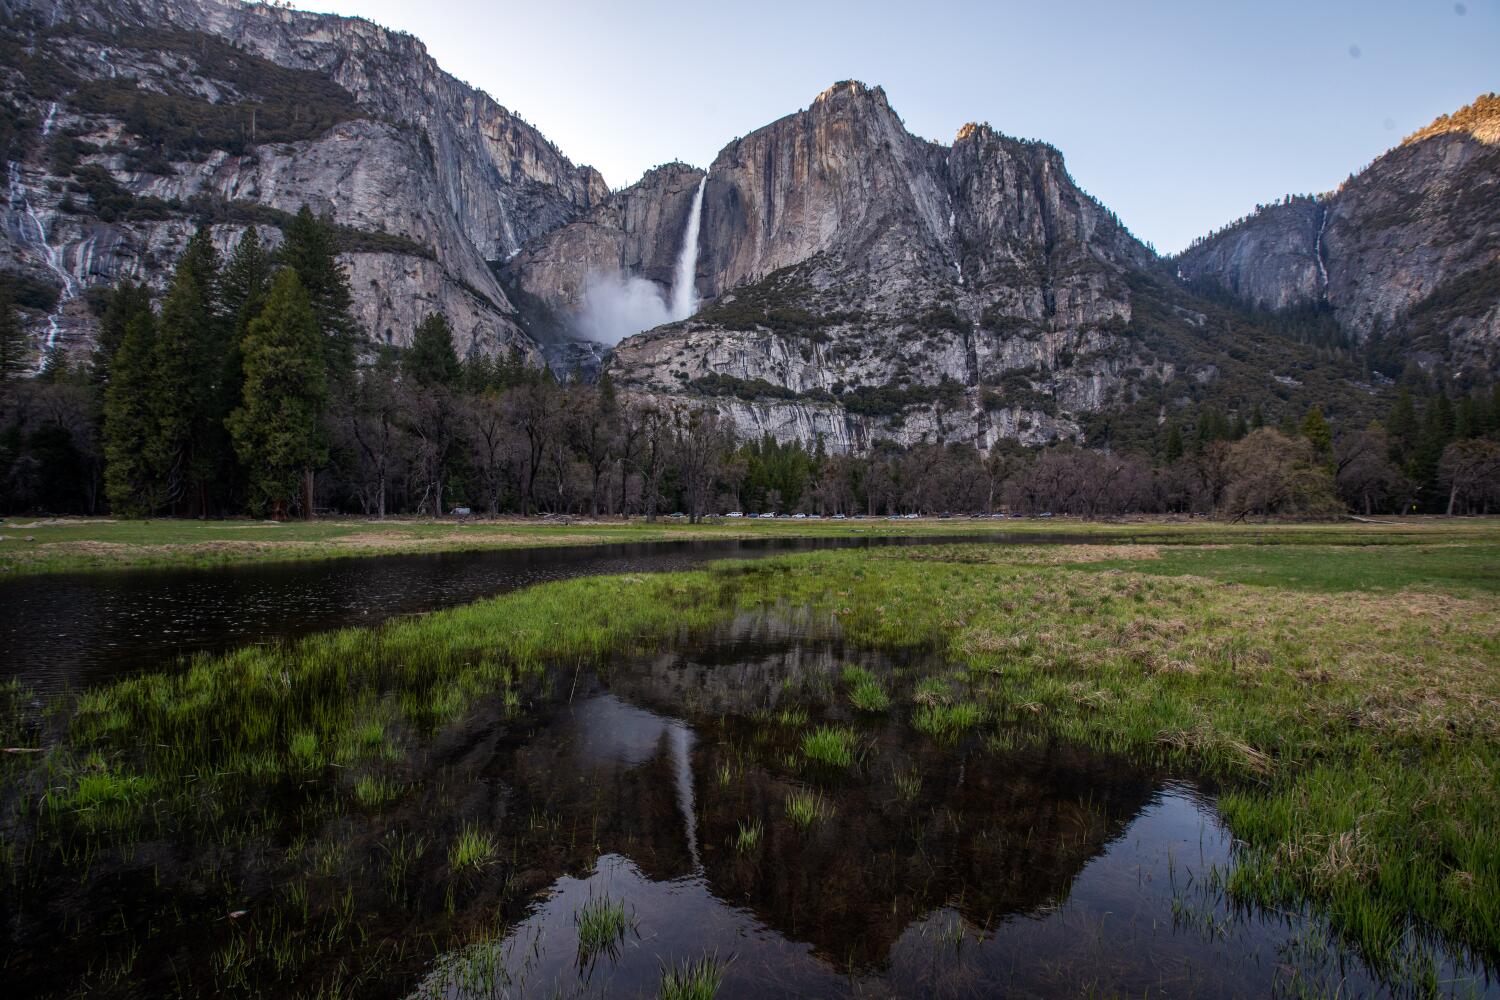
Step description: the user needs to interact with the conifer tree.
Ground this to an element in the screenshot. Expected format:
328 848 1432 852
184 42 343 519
228 269 327 519
215 228 273 504
151 228 222 514
93 281 153 385
405 313 462 387
1163 422 1183 464
1299 405 1332 460
278 206 356 379
103 310 162 515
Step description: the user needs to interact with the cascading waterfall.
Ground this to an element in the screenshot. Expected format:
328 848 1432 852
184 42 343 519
668 176 707 320
7 158 80 356
1314 202 1330 292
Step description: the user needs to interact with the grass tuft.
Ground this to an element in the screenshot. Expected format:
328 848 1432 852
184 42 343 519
801 725 858 768
658 953 729 1000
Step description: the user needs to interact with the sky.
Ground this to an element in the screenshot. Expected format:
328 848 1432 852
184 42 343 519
299 0 1496 254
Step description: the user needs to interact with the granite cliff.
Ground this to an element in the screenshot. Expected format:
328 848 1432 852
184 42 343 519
1 0 605 360
1176 94 1500 373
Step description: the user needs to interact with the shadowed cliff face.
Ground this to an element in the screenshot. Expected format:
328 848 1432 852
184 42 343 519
1176 95 1500 370
0 0 605 359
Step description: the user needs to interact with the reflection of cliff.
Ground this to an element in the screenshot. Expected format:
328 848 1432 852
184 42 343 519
480 623 1159 973
692 736 1157 970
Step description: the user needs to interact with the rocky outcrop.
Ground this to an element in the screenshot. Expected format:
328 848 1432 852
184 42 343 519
1176 94 1500 370
521 82 1171 449
0 0 605 361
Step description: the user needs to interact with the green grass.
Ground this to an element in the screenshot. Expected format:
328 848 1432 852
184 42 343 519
6 514 1495 577
732 819 763 854
785 789 833 828
801 725 858 768
5 522 1499 992
842 665 891 712
448 824 498 874
658 953 728 1000
911 701 987 742
575 893 632 964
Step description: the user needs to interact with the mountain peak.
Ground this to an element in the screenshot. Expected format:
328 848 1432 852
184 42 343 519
812 80 888 108
1403 93 1500 147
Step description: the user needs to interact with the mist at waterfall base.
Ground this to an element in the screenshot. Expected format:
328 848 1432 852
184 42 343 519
573 272 680 346
572 176 706 347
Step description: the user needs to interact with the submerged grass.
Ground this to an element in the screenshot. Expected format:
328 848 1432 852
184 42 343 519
658 953 728 1000
785 789 834 829
842 665 891 713
448 824 498 874
801 726 858 769
575 893 632 964
5 523 1500 992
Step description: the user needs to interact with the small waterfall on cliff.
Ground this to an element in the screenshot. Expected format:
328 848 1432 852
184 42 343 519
669 176 707 320
7 160 78 358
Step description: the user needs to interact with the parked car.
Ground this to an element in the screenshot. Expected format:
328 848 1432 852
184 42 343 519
792 512 807 519
903 513 919 519
832 513 847 520
759 512 777 519
726 511 744 518
451 507 472 517
670 512 685 518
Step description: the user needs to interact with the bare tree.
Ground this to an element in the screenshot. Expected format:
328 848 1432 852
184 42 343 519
1439 440 1500 515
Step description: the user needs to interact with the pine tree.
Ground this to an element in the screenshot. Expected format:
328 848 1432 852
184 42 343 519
278 205 356 380
1299 405 1332 460
1163 422 1183 464
103 310 163 515
1387 390 1418 464
215 228 273 506
0 291 27 393
228 269 328 519
151 229 222 514
405 314 462 387
221 227 271 336
93 281 153 385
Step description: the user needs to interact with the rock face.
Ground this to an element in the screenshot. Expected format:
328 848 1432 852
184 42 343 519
514 82 1222 449
502 162 707 342
1176 95 1500 371
0 0 605 361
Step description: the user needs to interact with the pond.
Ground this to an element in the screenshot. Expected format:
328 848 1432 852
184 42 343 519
4 609 1491 998
0 533 1080 694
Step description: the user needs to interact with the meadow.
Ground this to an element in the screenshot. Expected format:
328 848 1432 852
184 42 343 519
1 521 1497 996
2 512 1497 576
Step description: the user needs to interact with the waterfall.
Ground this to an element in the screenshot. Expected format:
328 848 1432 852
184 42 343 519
668 176 707 320
7 159 80 357
1314 202 1330 293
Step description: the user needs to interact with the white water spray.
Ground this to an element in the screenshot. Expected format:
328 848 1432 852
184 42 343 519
574 174 708 345
669 176 707 320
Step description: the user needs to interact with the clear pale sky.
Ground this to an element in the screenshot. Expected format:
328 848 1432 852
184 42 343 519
299 0 1495 254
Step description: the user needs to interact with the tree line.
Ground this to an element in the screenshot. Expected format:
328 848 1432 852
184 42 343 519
1 211 1498 521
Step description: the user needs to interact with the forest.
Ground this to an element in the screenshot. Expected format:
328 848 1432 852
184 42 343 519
1 208 1498 522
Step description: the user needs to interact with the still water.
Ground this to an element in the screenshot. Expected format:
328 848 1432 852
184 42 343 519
0 533 1072 692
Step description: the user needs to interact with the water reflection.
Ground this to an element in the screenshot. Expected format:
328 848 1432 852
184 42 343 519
409 613 1489 998
7 609 1493 998
0 533 1066 693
